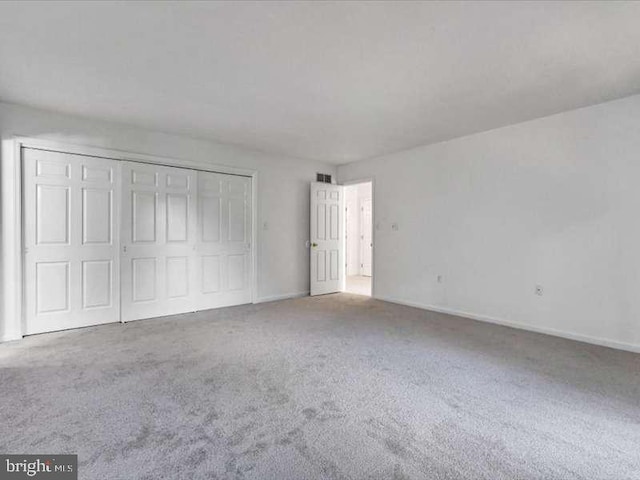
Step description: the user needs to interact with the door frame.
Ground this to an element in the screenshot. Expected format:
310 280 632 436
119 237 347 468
340 178 375 296
358 196 372 277
4 136 258 341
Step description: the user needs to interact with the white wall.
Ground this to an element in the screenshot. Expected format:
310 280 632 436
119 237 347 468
338 94 640 352
0 102 335 341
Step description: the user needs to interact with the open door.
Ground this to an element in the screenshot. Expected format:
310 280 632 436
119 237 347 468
310 182 344 295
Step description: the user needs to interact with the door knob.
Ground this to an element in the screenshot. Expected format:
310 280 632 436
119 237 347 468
312 243 318 247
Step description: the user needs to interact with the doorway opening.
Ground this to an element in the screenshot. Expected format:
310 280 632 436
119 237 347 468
344 181 373 296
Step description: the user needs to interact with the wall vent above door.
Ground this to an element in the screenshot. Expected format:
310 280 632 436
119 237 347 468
316 173 332 183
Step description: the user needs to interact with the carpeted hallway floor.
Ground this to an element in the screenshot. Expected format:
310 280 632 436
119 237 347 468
1 294 639 479
345 275 372 297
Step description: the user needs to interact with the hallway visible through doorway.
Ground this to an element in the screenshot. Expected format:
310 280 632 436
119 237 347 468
346 275 371 296
344 181 372 296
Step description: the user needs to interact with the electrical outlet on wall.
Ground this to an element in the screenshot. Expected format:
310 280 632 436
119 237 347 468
437 275 443 283
535 285 544 296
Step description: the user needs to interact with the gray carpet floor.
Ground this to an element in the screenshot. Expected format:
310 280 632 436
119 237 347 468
1 294 639 479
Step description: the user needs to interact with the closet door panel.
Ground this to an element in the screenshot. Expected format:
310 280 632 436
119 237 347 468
24 148 120 334
120 162 197 321
196 172 252 310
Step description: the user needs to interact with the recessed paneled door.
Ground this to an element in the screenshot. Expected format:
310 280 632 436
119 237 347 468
23 148 120 334
120 162 197 321
310 182 344 295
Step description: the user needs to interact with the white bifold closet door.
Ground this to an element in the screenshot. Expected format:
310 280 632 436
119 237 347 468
196 171 253 310
23 152 252 333
120 162 252 321
23 149 121 335
120 162 198 321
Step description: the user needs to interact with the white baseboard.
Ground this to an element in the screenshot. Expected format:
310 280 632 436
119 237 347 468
2 292 311 342
1 332 22 343
376 295 640 354
255 291 309 304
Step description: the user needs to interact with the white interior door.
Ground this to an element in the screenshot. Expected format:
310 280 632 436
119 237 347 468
196 171 252 309
310 182 344 295
23 148 120 334
360 197 372 277
120 162 197 321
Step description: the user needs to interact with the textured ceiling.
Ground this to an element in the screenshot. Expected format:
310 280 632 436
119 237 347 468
1 1 640 164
